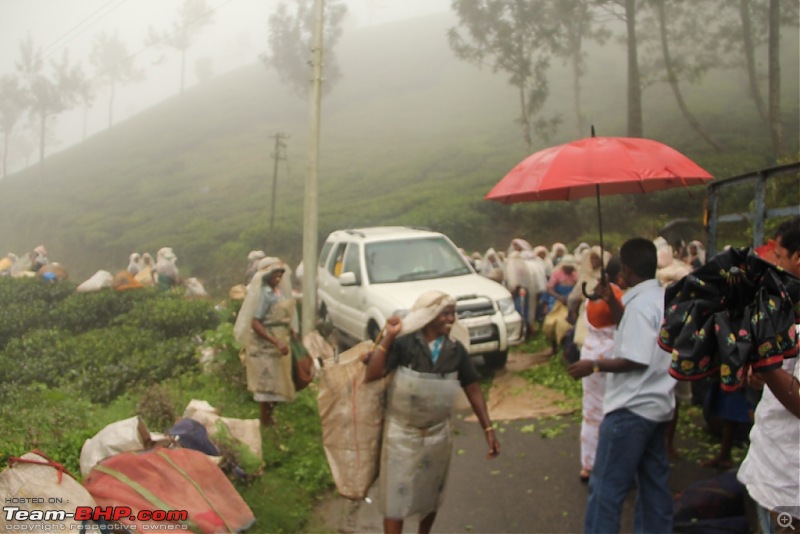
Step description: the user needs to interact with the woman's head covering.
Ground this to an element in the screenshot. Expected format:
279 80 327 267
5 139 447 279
141 252 153 266
559 254 578 269
234 256 288 344
34 245 47 257
127 252 142 274
574 246 612 297
257 257 287 282
157 247 177 262
248 250 266 262
398 290 470 348
510 238 532 253
551 242 567 256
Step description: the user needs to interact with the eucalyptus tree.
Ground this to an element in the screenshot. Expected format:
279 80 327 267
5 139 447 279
551 0 611 138
638 0 722 151
90 31 144 129
15 35 87 183
260 0 348 97
448 0 562 151
712 0 797 156
597 0 646 137
0 74 28 178
146 0 214 96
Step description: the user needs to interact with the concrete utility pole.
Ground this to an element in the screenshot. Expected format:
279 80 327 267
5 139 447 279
269 132 288 233
301 0 324 337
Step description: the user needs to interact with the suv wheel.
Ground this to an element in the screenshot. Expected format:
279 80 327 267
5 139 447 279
367 320 382 343
484 350 508 369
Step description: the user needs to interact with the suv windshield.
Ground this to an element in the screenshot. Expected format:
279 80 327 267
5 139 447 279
365 236 472 284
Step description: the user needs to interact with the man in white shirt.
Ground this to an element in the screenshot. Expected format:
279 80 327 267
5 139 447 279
569 237 676 533
738 216 800 533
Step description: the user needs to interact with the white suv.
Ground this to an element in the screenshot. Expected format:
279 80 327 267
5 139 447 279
316 226 524 368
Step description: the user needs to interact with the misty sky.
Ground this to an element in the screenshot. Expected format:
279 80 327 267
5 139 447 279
0 0 450 168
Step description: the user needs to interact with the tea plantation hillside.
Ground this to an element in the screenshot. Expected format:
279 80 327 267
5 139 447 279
0 12 797 296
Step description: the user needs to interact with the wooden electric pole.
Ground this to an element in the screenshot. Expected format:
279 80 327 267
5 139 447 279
269 132 288 233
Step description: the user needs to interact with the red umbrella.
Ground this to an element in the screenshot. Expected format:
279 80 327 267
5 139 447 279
485 134 714 291
486 136 713 203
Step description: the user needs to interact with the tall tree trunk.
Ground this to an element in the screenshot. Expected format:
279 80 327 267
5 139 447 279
625 0 643 137
2 132 8 178
656 0 722 151
108 82 116 129
740 0 768 124
768 0 783 157
180 48 187 96
571 36 586 137
38 111 46 187
518 82 532 152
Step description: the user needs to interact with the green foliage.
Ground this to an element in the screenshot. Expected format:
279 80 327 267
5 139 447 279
519 348 583 403
114 294 219 339
0 278 74 349
0 382 98 475
48 287 157 333
136 384 179 433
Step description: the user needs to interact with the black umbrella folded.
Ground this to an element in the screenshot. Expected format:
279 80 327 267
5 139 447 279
661 247 800 391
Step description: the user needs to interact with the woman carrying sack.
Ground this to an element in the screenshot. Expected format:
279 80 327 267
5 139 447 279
363 290 500 534
234 257 298 426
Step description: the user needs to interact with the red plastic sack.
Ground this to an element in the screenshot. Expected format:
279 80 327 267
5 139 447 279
83 448 254 533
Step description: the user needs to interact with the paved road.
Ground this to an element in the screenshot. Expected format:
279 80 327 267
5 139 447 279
313 405 724 533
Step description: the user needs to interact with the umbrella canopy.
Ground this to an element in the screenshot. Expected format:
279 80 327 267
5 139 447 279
485 136 713 203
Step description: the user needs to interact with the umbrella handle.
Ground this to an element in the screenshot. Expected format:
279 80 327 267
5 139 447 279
582 282 602 301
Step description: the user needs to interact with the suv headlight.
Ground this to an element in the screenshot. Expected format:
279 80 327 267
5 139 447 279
497 297 516 316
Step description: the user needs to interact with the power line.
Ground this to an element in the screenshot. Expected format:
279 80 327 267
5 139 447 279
42 0 128 60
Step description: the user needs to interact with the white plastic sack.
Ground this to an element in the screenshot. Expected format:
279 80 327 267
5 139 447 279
183 400 262 460
76 270 113 293
0 451 97 532
79 416 150 476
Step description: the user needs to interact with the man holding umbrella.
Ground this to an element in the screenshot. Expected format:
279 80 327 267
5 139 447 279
569 237 676 533
737 216 800 533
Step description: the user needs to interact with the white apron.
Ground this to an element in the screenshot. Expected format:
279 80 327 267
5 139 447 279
245 297 296 402
379 366 460 519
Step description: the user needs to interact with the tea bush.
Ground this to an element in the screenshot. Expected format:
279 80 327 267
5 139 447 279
0 278 75 349
114 295 219 338
49 287 157 333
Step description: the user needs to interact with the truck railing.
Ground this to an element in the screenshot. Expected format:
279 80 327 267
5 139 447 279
705 161 800 257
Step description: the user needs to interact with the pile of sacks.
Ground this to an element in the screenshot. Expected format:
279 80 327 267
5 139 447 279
0 400 260 533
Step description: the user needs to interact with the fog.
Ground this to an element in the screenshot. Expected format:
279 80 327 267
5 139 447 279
0 0 450 172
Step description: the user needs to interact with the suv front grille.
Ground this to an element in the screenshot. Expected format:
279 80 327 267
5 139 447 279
456 296 496 319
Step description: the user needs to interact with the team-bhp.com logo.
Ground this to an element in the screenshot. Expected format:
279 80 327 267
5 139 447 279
4 502 189 530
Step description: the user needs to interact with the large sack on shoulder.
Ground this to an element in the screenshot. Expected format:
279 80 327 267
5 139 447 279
0 451 96 532
80 416 151 476
77 270 114 293
83 448 255 533
317 340 387 499
184 277 208 298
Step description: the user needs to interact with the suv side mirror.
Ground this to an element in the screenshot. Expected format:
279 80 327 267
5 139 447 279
339 272 358 286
